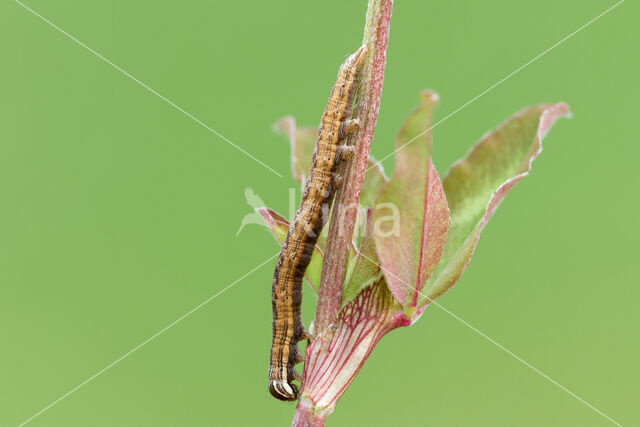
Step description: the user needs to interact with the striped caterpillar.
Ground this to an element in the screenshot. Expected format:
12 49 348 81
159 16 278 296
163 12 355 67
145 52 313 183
268 46 367 401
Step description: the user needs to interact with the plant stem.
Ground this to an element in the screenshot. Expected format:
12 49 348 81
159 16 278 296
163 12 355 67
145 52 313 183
314 0 393 334
292 3 393 426
292 401 328 427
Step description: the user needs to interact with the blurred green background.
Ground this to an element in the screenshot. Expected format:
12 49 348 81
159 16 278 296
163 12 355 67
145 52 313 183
1 1 637 426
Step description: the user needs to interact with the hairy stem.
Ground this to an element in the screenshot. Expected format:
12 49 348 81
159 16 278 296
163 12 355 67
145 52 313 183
314 0 393 334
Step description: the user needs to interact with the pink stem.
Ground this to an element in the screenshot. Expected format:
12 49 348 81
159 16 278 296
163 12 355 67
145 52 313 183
314 0 393 334
292 403 327 427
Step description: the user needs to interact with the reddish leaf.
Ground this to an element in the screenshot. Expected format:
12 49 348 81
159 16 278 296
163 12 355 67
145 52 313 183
372 92 450 312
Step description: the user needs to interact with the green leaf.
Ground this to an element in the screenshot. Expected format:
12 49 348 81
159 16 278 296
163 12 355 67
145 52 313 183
372 92 450 311
360 155 388 208
422 103 570 304
342 209 383 305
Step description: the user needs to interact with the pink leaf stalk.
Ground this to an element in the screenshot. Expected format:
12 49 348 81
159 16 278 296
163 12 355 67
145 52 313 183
315 0 393 333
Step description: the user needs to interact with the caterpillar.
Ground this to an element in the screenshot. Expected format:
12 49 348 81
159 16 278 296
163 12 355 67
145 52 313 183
268 46 367 401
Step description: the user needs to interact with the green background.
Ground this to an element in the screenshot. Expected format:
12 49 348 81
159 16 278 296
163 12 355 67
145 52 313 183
1 1 637 426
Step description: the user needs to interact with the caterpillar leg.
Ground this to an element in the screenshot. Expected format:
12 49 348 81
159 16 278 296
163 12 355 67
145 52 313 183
340 118 361 139
331 171 344 188
299 220 317 238
291 371 303 382
336 145 356 162
301 329 315 344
